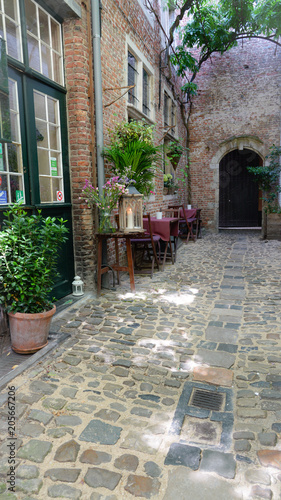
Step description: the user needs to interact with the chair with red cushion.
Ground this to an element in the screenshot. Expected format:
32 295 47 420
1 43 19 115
168 204 197 243
130 214 161 277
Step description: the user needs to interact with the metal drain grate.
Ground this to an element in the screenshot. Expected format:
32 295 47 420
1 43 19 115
190 388 224 411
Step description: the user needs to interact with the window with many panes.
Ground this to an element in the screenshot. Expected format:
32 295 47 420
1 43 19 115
163 91 176 135
128 51 137 106
34 89 63 203
25 0 64 85
0 0 66 206
0 77 24 204
142 68 150 115
127 41 153 120
0 0 22 61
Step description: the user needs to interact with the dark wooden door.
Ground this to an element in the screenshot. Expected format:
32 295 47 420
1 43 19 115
219 149 261 227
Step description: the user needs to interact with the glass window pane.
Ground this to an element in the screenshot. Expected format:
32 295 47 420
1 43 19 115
52 52 62 85
6 18 20 60
27 34 40 72
52 177 63 202
47 96 57 124
143 69 149 116
0 16 4 39
51 19 60 52
0 143 7 172
49 125 59 150
128 51 137 105
8 80 17 111
37 148 49 175
0 175 8 205
10 112 19 142
25 0 37 36
41 44 51 79
7 143 22 173
4 0 16 20
34 91 46 120
50 152 61 175
10 174 24 203
39 176 51 202
36 119 48 147
39 9 49 45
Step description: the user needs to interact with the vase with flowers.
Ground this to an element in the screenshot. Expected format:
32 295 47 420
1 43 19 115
81 177 128 232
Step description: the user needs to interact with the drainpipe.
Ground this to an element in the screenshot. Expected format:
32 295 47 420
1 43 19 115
91 0 105 189
90 0 109 286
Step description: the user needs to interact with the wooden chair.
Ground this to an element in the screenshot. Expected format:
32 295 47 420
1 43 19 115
130 214 161 277
161 208 180 263
168 204 196 243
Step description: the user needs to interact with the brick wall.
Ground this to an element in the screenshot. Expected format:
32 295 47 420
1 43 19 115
63 0 188 285
63 3 97 287
188 39 281 231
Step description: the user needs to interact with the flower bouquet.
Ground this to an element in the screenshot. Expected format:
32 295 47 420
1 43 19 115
81 177 128 232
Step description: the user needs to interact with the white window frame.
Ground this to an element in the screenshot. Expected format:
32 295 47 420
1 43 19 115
0 77 25 205
25 0 64 85
163 86 178 137
0 0 23 62
126 36 155 122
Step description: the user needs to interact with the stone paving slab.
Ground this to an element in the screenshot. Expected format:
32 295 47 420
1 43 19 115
1 233 281 498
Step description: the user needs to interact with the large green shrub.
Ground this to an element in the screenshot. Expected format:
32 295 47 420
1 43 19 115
0 204 68 313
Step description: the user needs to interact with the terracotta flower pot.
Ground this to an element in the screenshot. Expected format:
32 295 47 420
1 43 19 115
8 306 56 354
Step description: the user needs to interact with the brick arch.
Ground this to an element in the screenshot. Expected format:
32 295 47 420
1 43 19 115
210 136 265 230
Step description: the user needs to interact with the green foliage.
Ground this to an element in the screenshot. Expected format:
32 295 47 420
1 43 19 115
103 120 160 196
169 0 281 98
108 119 155 148
103 141 160 196
166 141 185 163
176 164 189 187
247 145 281 213
0 204 68 313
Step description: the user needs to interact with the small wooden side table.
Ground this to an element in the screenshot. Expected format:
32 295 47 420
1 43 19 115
96 231 142 296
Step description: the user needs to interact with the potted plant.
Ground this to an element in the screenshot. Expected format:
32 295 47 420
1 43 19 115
247 145 281 239
80 177 128 232
102 120 160 197
163 174 178 194
166 140 184 170
0 204 68 353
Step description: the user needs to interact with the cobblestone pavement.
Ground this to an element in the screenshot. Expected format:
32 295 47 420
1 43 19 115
1 232 281 499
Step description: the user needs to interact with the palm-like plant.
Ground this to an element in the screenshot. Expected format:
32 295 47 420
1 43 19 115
103 140 160 196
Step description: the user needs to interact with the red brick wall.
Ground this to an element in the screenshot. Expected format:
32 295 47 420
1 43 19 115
188 39 281 230
64 3 96 287
63 0 188 285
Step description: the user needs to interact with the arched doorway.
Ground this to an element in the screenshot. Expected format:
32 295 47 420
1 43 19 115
219 149 262 227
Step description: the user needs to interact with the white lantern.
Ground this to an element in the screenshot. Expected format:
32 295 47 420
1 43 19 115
119 185 143 233
72 276 84 296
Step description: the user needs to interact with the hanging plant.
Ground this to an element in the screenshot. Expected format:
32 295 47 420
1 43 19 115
166 141 184 170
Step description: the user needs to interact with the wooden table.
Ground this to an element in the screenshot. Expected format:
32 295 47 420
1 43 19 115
143 217 179 270
96 231 142 296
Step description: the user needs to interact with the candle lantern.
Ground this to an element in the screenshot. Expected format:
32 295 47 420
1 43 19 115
72 276 84 296
119 185 143 233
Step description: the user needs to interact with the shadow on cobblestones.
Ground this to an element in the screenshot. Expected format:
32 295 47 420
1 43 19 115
0 232 281 499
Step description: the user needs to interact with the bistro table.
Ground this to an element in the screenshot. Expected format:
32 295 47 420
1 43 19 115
96 231 143 296
143 216 179 270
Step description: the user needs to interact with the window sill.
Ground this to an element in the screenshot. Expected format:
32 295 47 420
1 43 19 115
127 104 155 124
